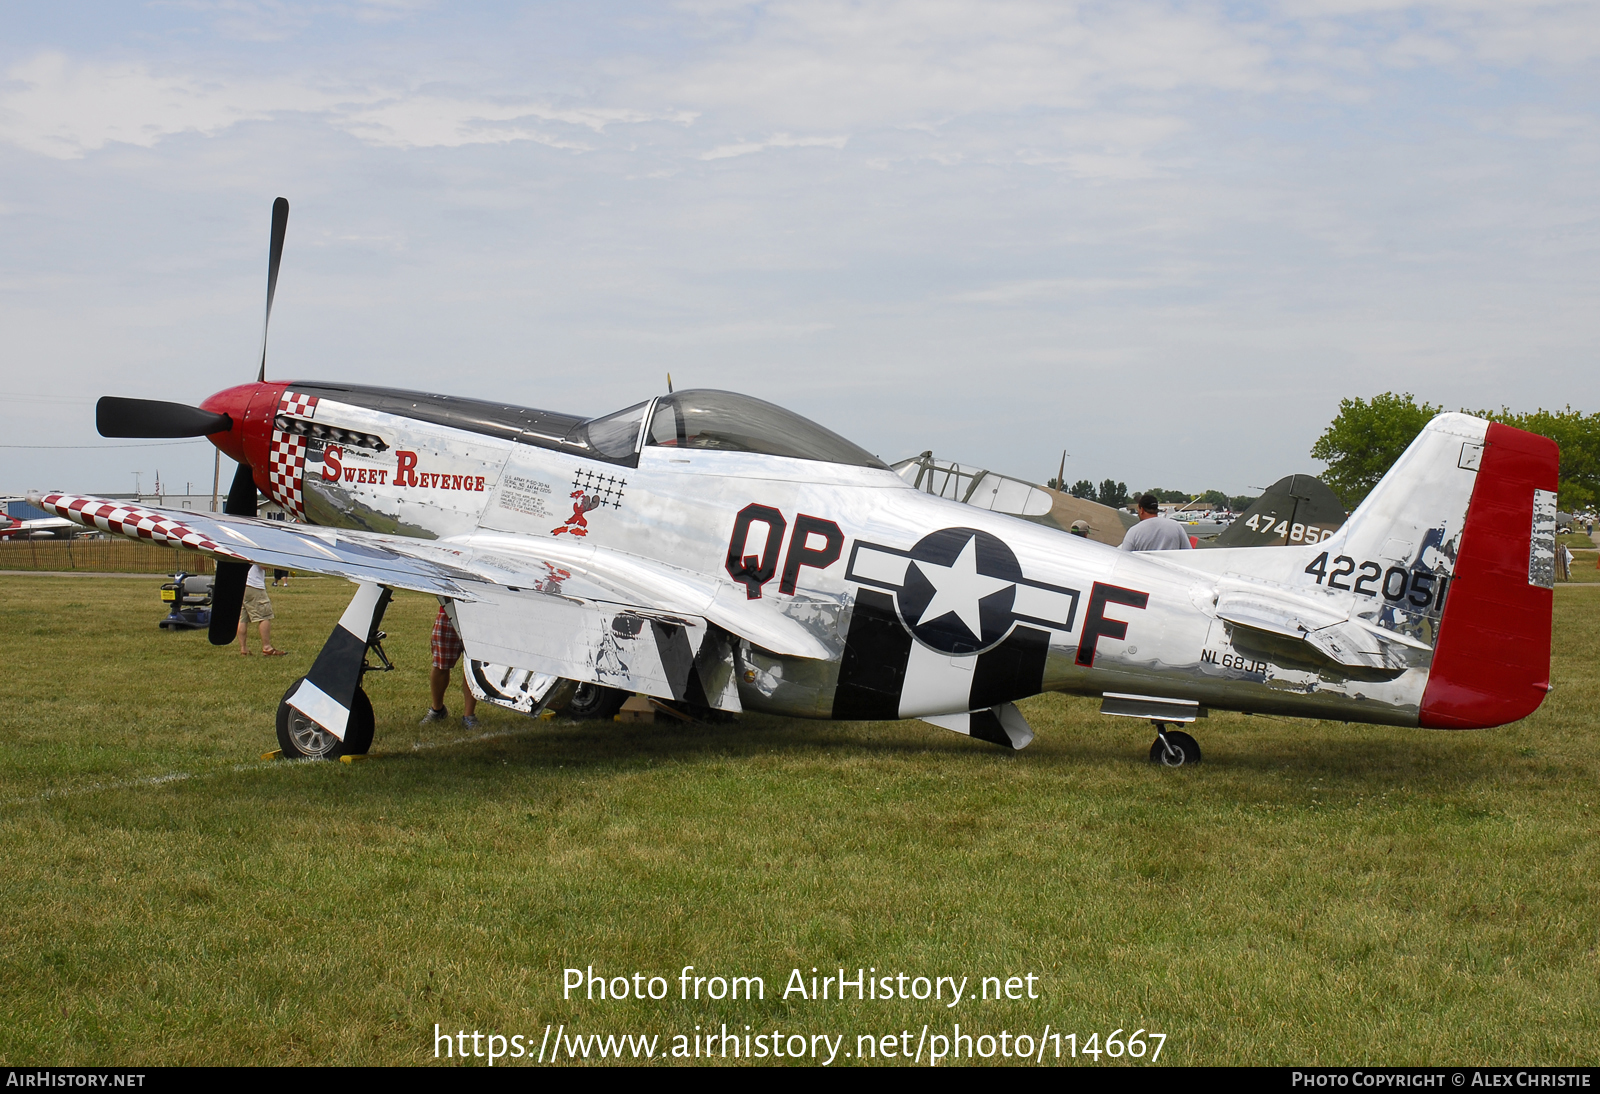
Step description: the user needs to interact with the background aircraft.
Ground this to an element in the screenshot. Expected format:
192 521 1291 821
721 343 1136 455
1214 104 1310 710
1207 474 1348 548
41 200 1559 768
0 509 75 540
891 452 1135 545
892 454 1348 550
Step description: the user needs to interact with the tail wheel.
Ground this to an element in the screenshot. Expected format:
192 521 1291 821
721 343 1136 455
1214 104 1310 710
1149 729 1201 767
277 679 375 759
563 682 629 720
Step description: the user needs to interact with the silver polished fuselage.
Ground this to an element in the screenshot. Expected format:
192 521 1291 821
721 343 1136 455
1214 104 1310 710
284 389 1474 728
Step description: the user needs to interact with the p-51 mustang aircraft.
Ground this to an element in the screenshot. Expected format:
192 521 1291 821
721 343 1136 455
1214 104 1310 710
41 201 1559 764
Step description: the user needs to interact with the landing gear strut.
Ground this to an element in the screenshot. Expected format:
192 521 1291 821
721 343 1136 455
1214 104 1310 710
276 583 395 760
1148 721 1201 767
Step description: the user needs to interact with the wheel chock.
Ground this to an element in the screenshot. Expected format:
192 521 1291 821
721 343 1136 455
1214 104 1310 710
338 754 368 764
260 749 283 760
616 695 657 724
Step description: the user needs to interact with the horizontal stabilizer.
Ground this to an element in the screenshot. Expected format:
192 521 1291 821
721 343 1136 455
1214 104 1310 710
1212 575 1430 671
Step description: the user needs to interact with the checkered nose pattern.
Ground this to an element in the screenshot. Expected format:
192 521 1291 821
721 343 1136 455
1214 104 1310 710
281 390 317 419
266 389 320 520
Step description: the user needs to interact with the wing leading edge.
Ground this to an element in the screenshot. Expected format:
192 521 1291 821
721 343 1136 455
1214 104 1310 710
33 492 767 710
36 492 476 597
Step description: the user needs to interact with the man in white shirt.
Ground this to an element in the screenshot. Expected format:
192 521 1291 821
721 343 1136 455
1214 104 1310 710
1119 494 1195 552
237 563 287 655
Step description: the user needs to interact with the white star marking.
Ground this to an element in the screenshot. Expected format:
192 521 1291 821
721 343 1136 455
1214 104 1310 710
910 535 1015 640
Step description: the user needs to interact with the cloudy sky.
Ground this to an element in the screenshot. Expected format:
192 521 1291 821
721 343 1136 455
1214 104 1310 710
3 1 1597 497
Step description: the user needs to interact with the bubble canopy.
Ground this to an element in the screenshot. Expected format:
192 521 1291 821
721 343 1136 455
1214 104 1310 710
637 390 887 469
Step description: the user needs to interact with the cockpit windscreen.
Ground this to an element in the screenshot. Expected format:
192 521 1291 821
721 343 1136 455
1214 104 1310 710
645 390 886 469
580 401 649 458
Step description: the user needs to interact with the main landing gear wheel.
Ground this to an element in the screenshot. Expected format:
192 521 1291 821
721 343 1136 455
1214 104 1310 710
276 679 375 760
563 682 629 721
1149 727 1201 767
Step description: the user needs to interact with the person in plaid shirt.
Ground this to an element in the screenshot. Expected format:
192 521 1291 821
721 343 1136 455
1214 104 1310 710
422 604 479 728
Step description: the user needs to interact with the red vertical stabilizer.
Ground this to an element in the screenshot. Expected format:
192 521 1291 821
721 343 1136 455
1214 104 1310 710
1419 422 1558 729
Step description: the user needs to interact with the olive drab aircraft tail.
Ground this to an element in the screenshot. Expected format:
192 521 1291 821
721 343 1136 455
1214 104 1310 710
41 198 1560 761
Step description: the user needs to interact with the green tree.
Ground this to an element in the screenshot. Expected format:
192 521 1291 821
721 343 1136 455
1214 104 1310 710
1201 489 1230 508
1069 479 1095 499
1229 495 1257 511
1313 394 1600 511
1481 406 1600 511
1310 392 1443 507
1097 480 1128 508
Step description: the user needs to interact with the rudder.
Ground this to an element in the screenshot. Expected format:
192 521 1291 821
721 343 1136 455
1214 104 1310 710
1420 422 1558 728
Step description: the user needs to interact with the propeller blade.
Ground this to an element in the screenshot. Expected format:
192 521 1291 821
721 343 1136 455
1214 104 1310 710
225 457 259 518
256 196 289 383
208 461 259 645
208 561 248 646
97 397 231 439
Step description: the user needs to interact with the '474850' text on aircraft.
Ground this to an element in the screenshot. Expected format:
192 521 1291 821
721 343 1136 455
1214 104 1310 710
46 201 1559 764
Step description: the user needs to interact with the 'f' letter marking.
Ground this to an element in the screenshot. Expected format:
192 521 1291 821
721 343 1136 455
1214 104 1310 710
1075 582 1148 667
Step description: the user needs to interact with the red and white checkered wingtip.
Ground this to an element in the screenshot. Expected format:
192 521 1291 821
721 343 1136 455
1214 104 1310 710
38 492 249 561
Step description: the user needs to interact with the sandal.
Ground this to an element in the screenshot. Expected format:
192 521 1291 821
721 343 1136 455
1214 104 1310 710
262 648 289 657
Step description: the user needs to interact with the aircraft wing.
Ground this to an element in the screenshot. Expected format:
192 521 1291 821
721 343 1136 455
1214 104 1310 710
32 492 837 708
35 492 480 597
1 515 75 538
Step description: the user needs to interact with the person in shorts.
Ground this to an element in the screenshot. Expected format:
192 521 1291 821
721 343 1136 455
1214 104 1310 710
422 604 479 728
237 564 287 656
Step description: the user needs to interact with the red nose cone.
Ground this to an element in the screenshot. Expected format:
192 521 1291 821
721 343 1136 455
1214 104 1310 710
200 383 262 464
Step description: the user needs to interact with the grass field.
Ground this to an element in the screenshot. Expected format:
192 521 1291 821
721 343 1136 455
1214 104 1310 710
1 575 1597 1066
